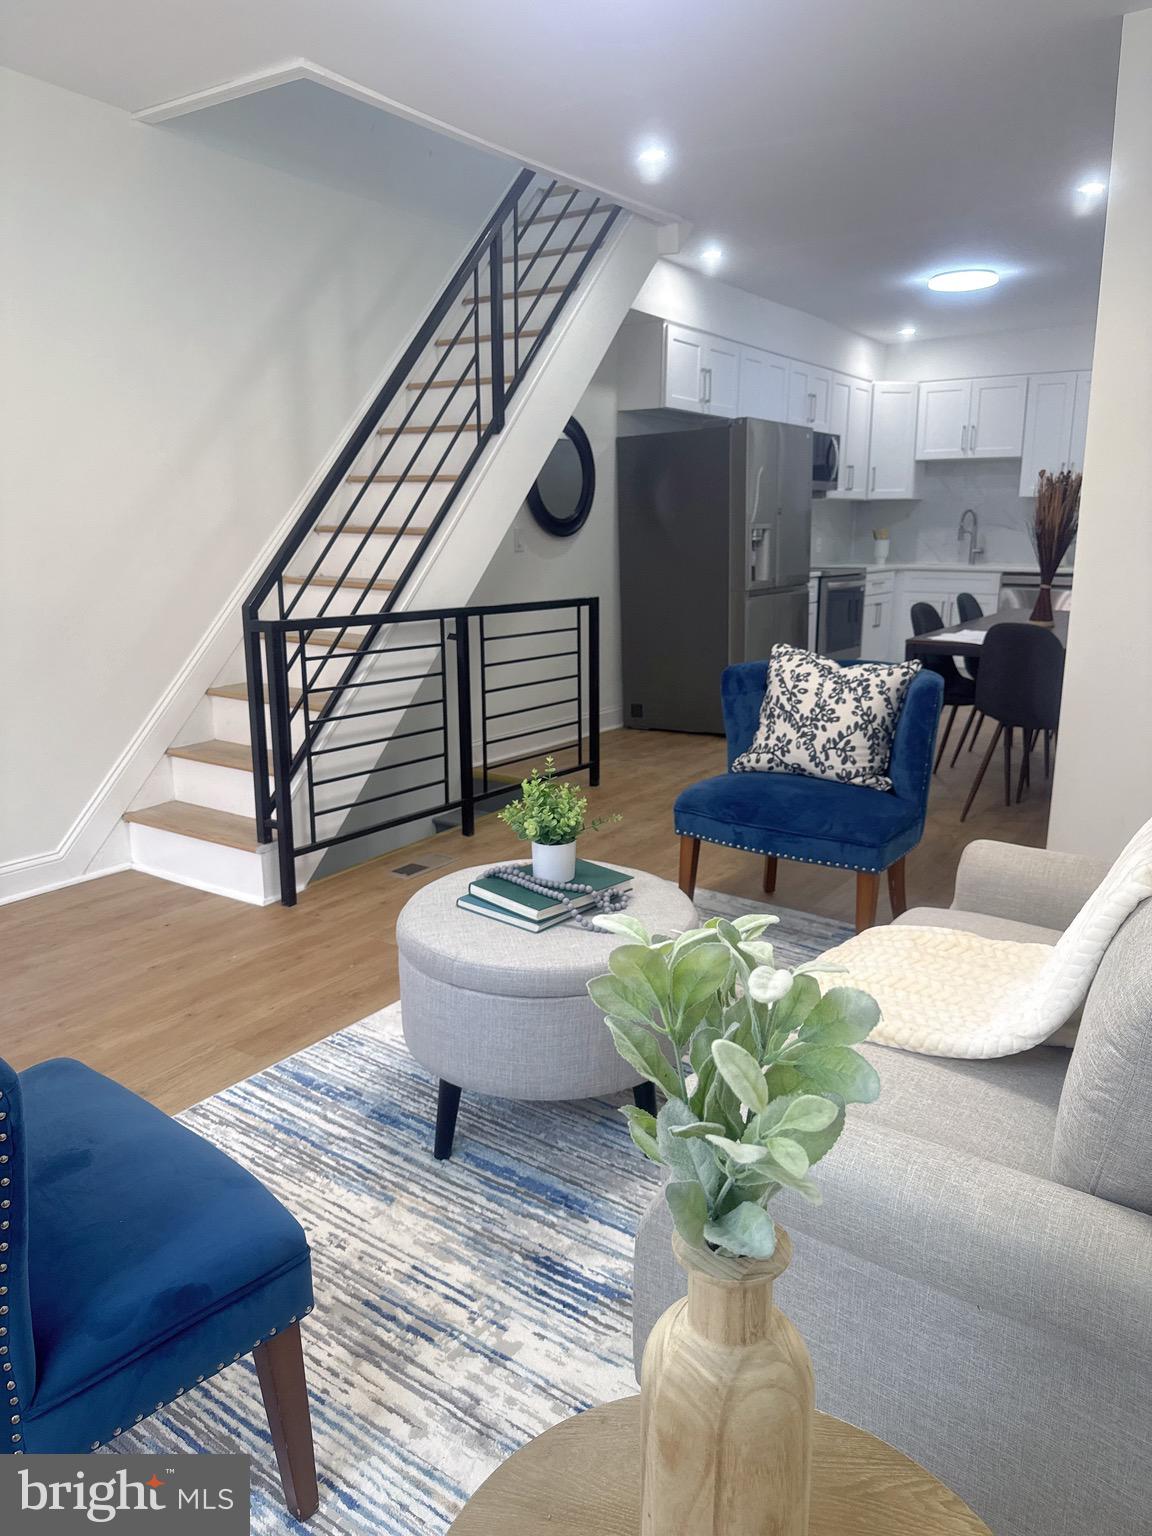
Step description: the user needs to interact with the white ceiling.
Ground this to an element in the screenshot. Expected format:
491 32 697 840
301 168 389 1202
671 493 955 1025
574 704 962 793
0 0 1126 343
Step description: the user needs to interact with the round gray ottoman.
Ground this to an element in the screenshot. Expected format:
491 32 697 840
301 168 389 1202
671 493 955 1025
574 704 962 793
396 864 698 1158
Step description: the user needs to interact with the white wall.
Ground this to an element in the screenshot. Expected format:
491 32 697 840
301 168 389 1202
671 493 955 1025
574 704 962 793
470 346 624 726
634 260 885 380
0 66 510 886
885 322 1096 382
1049 8 1152 859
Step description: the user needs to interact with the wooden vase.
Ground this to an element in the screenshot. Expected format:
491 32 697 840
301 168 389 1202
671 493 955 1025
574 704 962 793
640 1227 814 1536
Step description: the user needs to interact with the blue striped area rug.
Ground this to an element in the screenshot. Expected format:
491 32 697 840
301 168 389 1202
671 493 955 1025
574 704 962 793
112 896 850 1533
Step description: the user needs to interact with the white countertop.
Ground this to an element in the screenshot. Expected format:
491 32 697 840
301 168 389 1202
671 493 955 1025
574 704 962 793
810 561 1074 577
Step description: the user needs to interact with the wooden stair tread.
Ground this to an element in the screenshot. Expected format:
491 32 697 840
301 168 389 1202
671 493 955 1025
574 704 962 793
436 330 541 348
504 243 592 263
282 574 396 591
346 472 455 483
378 422 491 435
409 377 492 390
459 286 563 305
124 801 266 852
209 681 332 709
525 207 602 226
167 739 265 772
315 522 431 536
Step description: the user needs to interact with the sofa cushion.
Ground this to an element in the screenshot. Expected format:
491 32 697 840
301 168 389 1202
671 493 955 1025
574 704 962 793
732 645 921 791
1052 899 1152 1214
20 1059 312 1450
674 771 923 874
896 906 1063 946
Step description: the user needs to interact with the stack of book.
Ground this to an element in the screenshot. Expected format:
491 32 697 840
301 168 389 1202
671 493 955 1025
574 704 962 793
456 859 634 932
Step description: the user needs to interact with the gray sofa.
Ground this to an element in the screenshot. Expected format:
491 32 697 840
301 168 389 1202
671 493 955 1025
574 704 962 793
632 840 1152 1536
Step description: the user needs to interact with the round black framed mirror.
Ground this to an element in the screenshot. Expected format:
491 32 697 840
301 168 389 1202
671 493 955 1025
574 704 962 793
526 417 595 538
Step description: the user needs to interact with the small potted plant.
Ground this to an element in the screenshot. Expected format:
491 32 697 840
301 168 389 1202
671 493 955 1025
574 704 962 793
497 755 620 882
587 910 881 1536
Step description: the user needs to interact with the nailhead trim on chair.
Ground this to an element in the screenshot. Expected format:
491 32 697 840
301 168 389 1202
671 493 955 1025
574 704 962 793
80 1303 314 1452
674 828 887 875
0 1087 19 1454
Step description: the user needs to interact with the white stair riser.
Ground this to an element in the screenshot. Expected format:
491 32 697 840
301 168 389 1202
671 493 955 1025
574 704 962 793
170 755 262 818
300 530 424 582
397 386 495 429
325 477 455 523
352 431 479 479
128 821 278 905
210 693 309 749
278 581 401 620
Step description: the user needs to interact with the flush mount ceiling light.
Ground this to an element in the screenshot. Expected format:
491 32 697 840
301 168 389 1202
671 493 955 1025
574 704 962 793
927 268 1000 293
1076 178 1108 197
699 243 725 271
898 325 917 338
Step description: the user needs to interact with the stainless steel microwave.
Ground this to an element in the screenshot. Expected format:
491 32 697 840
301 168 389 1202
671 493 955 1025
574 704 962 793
812 431 840 493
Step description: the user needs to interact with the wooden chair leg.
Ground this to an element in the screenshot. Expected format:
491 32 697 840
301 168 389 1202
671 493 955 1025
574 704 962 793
434 1080 462 1161
1043 729 1052 779
633 1081 657 1116
855 872 881 932
762 855 778 894
1016 730 1035 803
1002 725 1014 807
961 723 1003 821
967 711 985 752
948 707 977 768
886 857 907 918
678 835 701 899
933 704 958 773
254 1322 319 1521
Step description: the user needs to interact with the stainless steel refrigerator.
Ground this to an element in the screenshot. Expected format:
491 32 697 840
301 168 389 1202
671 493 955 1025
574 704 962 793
617 418 812 734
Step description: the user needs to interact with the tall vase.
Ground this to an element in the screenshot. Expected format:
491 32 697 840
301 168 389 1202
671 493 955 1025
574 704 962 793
1030 582 1055 625
640 1228 813 1536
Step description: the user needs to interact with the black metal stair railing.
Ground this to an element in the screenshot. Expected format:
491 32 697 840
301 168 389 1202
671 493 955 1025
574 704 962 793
240 168 619 899
253 597 600 906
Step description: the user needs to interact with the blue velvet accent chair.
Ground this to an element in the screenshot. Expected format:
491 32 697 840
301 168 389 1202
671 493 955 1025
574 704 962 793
675 662 944 931
0 1054 318 1519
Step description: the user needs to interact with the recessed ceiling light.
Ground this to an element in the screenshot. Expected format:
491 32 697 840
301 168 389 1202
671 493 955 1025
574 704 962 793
898 325 917 338
699 244 724 270
927 269 1000 293
634 143 670 182
1076 178 1108 197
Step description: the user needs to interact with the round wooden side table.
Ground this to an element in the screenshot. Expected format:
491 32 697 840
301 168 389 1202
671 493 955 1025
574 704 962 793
448 1395 992 1535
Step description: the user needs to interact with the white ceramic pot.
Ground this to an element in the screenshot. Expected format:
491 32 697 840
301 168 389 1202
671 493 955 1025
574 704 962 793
873 537 890 564
531 840 577 883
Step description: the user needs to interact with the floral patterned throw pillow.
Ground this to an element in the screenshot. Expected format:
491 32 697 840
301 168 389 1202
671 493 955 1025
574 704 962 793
732 644 922 792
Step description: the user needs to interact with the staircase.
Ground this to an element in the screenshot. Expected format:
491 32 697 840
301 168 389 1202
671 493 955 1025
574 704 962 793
122 170 649 904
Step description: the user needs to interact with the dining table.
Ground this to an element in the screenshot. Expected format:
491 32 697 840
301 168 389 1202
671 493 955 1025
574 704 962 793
905 608 1070 661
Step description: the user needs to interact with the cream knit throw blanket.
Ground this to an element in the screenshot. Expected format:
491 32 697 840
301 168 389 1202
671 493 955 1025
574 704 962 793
816 819 1152 1059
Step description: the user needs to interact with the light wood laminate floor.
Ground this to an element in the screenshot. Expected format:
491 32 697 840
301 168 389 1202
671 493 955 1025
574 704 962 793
1 725 1049 1113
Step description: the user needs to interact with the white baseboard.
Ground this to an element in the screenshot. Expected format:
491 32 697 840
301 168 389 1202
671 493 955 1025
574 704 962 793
0 861 134 908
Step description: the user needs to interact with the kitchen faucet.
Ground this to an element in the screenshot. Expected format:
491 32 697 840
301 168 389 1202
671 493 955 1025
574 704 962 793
958 508 982 564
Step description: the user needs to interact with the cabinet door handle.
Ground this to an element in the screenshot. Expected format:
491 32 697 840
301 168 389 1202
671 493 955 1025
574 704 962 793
869 466 877 494
872 602 882 628
847 465 855 491
809 391 816 423
961 424 968 453
701 366 712 405
970 422 977 451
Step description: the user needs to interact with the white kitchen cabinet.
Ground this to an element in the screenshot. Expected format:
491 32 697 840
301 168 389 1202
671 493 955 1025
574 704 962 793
916 379 971 459
738 345 790 422
662 324 708 413
788 361 832 432
1017 370 1092 495
969 376 1027 458
867 382 920 499
702 335 740 416
1068 370 1092 473
829 376 875 499
861 570 895 660
916 376 1027 460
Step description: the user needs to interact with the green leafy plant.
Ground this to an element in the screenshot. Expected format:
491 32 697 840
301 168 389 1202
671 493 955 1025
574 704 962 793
586 911 881 1260
497 755 621 846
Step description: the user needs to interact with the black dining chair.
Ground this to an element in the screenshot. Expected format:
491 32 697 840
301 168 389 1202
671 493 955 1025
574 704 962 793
960 624 1065 820
910 602 977 773
949 591 985 758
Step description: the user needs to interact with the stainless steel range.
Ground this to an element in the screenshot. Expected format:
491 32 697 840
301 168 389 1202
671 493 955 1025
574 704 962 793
814 567 866 659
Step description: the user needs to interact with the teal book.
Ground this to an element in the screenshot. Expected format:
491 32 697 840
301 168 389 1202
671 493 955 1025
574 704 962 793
468 858 633 920
456 893 573 933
